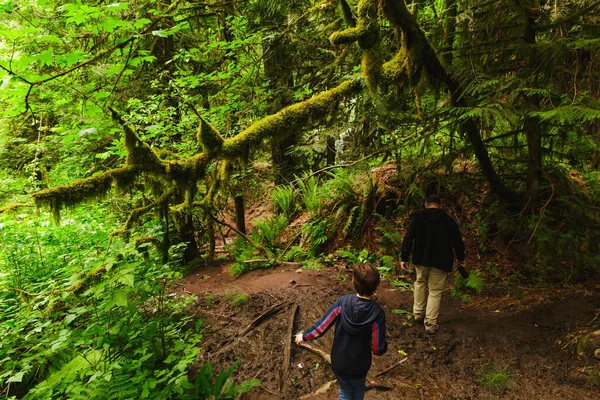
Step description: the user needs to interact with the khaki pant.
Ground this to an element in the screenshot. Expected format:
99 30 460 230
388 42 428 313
413 265 448 327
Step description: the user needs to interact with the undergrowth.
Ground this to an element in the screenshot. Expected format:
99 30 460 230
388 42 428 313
0 204 257 399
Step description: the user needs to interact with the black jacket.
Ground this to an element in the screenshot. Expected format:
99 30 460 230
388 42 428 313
400 208 465 272
302 294 387 377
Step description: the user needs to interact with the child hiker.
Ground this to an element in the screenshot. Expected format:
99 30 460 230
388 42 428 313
295 263 388 400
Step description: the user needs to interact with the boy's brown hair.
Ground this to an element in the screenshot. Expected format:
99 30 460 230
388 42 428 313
353 263 380 296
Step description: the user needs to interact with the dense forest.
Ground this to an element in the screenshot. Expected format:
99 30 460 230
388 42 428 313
1 0 599 399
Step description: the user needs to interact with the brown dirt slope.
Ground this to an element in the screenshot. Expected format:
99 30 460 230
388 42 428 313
176 262 600 399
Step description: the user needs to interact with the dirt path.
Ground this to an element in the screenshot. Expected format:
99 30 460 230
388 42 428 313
176 262 600 399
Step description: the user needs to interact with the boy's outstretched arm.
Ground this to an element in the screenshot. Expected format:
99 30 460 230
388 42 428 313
372 313 388 356
296 299 342 344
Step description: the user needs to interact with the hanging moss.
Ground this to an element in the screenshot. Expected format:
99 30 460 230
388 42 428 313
112 167 138 193
197 117 224 153
362 46 383 94
32 167 137 223
381 0 448 87
330 0 378 48
222 79 361 158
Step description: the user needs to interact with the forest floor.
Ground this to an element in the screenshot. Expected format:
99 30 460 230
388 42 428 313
175 260 600 400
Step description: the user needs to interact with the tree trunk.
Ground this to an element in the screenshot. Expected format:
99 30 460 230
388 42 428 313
522 0 543 206
326 138 336 166
234 193 246 234
525 114 542 205
442 0 457 66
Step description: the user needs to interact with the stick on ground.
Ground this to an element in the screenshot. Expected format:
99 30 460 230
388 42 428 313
281 304 299 395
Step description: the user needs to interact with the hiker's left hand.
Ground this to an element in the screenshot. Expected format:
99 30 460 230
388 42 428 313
295 333 304 345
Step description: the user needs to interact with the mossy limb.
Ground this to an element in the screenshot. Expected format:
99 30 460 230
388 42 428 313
222 80 361 158
109 107 167 173
197 117 224 153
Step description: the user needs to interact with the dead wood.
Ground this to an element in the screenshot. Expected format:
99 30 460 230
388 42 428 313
239 302 290 337
366 382 393 391
373 357 408 377
298 379 336 399
281 304 299 395
297 342 332 364
212 302 290 357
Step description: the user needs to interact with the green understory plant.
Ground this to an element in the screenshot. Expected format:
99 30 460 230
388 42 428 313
478 364 512 395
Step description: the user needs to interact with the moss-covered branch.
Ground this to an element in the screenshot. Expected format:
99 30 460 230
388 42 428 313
0 203 33 213
32 167 137 223
221 79 361 158
329 0 381 93
32 79 361 228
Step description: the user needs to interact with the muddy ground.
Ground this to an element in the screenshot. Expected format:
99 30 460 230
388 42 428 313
176 261 600 399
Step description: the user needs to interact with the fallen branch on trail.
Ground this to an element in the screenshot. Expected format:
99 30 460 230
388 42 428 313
239 302 290 337
281 304 299 395
298 380 336 399
212 302 290 357
242 259 303 267
366 382 392 391
297 342 331 364
374 357 408 377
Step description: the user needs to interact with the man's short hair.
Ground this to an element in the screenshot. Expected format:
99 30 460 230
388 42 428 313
425 193 441 206
353 263 380 296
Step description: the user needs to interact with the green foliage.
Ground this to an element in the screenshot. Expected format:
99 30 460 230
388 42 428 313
224 291 249 307
253 215 288 253
296 175 324 216
190 360 260 400
452 270 485 302
301 218 330 256
478 365 512 395
389 277 413 291
272 184 299 219
375 218 403 257
0 206 218 399
336 248 378 267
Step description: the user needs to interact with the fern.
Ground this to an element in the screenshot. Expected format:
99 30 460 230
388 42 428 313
454 269 485 294
301 218 329 256
194 360 261 399
296 175 324 216
254 215 288 250
272 184 299 219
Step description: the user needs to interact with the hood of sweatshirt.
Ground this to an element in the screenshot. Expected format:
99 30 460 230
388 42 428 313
423 208 445 221
339 295 381 335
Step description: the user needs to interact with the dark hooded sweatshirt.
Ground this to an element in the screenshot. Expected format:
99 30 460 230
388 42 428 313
302 294 387 377
400 208 465 272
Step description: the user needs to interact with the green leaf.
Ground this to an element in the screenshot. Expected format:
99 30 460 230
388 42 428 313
118 273 134 287
64 313 78 325
113 290 128 307
7 370 26 383
36 49 54 67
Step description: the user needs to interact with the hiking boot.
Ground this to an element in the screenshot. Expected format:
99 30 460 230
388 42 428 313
425 324 440 335
414 314 424 324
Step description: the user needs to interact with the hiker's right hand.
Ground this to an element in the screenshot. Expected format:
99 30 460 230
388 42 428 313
295 333 304 345
400 261 408 271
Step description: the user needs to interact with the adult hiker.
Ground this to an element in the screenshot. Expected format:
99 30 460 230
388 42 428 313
400 193 466 334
